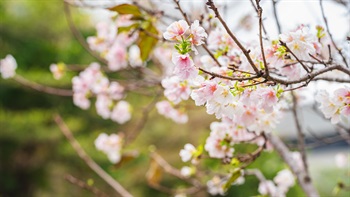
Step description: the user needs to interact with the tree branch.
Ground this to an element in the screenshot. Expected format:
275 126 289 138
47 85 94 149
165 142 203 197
54 114 133 197
266 133 320 197
319 0 349 67
64 174 110 197
206 0 260 74
13 75 73 96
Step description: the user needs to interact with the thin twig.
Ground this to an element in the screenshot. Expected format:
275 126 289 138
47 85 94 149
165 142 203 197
319 0 349 68
150 151 203 187
291 91 310 179
125 92 161 145
13 75 73 96
173 0 190 24
272 0 282 34
255 0 269 77
54 114 133 197
201 44 223 67
198 67 260 81
280 41 311 73
206 0 260 74
250 0 268 36
63 2 108 65
64 174 110 197
268 64 350 85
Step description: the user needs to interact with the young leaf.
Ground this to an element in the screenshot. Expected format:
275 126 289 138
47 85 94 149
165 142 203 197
118 23 140 34
108 4 142 17
146 158 163 186
223 168 242 191
137 23 158 61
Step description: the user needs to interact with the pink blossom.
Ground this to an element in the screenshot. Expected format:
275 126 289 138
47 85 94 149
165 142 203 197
108 82 124 100
207 28 234 51
153 46 174 76
161 76 191 104
280 26 317 61
87 21 116 53
106 43 128 71
190 20 207 46
95 133 123 164
180 166 193 177
156 101 189 124
280 64 303 80
91 76 109 95
129 45 142 67
207 176 226 196
258 181 278 196
73 92 90 110
110 100 131 124
205 99 227 119
213 85 234 105
172 52 198 80
49 63 65 80
240 106 257 126
163 20 189 41
258 87 278 113
0 54 17 79
316 89 346 124
273 169 295 193
191 80 217 106
179 143 196 162
95 95 113 119
205 129 234 159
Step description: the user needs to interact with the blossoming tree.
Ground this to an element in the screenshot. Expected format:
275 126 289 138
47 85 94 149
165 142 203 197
1 0 349 196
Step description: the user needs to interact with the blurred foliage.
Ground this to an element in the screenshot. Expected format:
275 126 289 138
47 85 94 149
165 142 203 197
0 1 345 197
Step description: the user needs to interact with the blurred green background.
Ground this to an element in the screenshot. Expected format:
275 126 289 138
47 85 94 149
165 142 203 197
0 1 348 197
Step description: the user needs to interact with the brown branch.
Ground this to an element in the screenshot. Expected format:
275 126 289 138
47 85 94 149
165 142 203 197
150 151 203 188
291 91 310 178
13 75 73 96
198 67 260 81
245 169 267 182
272 0 282 34
319 0 349 68
64 174 110 197
255 0 269 77
63 2 108 65
125 92 161 145
201 44 223 67
313 77 350 83
173 0 190 24
266 133 320 197
250 0 268 36
280 41 311 73
54 114 133 197
206 0 260 74
268 64 350 85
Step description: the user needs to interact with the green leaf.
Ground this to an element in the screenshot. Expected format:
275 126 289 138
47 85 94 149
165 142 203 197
137 22 158 61
223 168 242 191
117 23 140 33
108 4 142 17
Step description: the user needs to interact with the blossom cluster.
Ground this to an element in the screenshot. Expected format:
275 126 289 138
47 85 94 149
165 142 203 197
72 63 131 124
87 16 142 71
316 86 350 124
95 133 123 164
258 169 295 197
